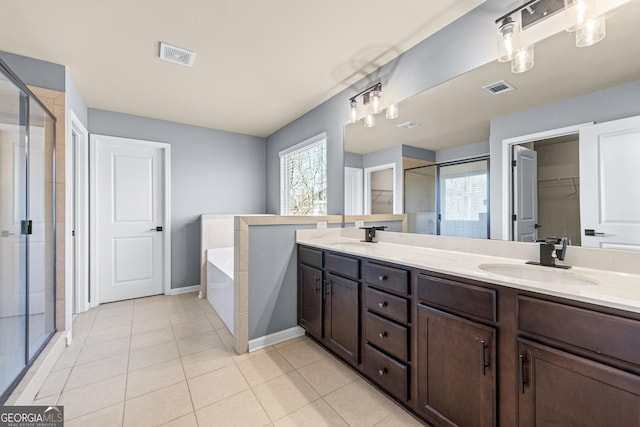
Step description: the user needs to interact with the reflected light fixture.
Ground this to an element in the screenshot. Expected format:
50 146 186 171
386 104 399 120
364 114 376 128
349 100 358 124
347 82 398 128
496 0 606 73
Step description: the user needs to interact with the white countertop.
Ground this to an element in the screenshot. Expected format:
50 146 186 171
297 229 640 315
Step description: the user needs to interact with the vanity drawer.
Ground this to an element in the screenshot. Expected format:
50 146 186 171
365 312 408 362
417 274 496 323
326 253 359 279
365 287 409 324
298 246 323 269
518 296 640 366
364 344 408 402
365 263 409 296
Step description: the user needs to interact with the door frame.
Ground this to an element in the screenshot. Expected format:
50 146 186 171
65 110 89 344
89 134 172 306
501 123 592 241
364 163 399 215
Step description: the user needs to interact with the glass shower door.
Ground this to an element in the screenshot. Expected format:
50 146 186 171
27 98 56 360
0 75 28 400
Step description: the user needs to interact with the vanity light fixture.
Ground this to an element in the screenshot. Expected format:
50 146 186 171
495 0 606 73
347 82 398 127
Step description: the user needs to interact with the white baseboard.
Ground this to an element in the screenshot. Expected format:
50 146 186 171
248 326 306 352
170 285 201 296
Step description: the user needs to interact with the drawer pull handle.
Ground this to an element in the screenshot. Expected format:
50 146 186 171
480 339 489 376
378 368 387 376
378 275 387 281
519 353 528 394
378 331 387 339
378 301 387 309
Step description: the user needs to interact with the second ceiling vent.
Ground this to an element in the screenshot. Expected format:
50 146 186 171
159 42 196 67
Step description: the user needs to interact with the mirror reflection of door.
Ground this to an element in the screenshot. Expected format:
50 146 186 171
512 135 581 245
370 168 394 214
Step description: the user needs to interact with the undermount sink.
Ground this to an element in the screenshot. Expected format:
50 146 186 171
478 263 599 286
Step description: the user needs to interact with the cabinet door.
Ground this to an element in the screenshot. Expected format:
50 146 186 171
518 339 640 427
325 272 359 364
417 304 496 427
298 264 323 340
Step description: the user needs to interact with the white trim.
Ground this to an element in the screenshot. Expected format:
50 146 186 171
248 326 306 352
278 131 327 157
169 285 200 295
66 110 90 327
364 163 399 215
89 134 172 305
501 122 593 241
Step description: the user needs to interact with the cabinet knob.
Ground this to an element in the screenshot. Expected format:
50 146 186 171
378 301 387 309
378 275 387 281
378 368 387 376
378 331 387 339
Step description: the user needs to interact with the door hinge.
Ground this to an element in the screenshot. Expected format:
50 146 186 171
512 214 517 221
21 220 33 235
512 160 517 167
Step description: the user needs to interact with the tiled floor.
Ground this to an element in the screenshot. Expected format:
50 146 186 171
30 293 424 426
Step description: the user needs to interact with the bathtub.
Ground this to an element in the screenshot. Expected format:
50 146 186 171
206 247 234 333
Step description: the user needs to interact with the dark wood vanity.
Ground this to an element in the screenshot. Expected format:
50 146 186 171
297 244 640 426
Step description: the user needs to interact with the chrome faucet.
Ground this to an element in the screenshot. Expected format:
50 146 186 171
526 237 571 269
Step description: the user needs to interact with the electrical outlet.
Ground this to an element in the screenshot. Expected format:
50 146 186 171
355 220 364 227
317 221 327 229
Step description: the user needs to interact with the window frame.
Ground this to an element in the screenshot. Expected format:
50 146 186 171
279 132 327 216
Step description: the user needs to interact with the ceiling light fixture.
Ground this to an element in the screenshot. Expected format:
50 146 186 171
495 0 606 73
348 82 398 128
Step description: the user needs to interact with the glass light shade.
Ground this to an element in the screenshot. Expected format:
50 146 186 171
349 101 358 124
364 114 376 128
497 17 521 62
511 45 534 73
385 104 398 120
576 14 606 47
564 0 598 32
370 90 382 114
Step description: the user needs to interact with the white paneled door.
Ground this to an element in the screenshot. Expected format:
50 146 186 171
513 145 538 242
580 116 640 251
93 135 169 303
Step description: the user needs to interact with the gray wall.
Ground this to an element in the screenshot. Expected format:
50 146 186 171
265 0 508 215
489 79 640 239
436 140 489 163
89 109 267 288
402 145 436 162
344 152 363 168
65 71 88 127
248 221 404 340
0 51 65 92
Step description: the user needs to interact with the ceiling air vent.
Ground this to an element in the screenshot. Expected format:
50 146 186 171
482 80 516 95
397 121 420 129
159 42 196 67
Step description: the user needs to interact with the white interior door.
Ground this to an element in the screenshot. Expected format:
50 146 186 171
580 116 640 251
94 135 167 303
513 145 538 242
344 167 363 215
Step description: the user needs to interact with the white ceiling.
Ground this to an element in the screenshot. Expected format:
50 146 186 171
345 1 640 154
0 0 484 137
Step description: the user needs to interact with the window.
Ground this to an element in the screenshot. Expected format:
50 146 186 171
280 133 327 215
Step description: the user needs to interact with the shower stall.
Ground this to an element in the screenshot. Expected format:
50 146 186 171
0 59 56 403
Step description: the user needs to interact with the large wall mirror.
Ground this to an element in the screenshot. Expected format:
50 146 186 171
344 1 640 251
